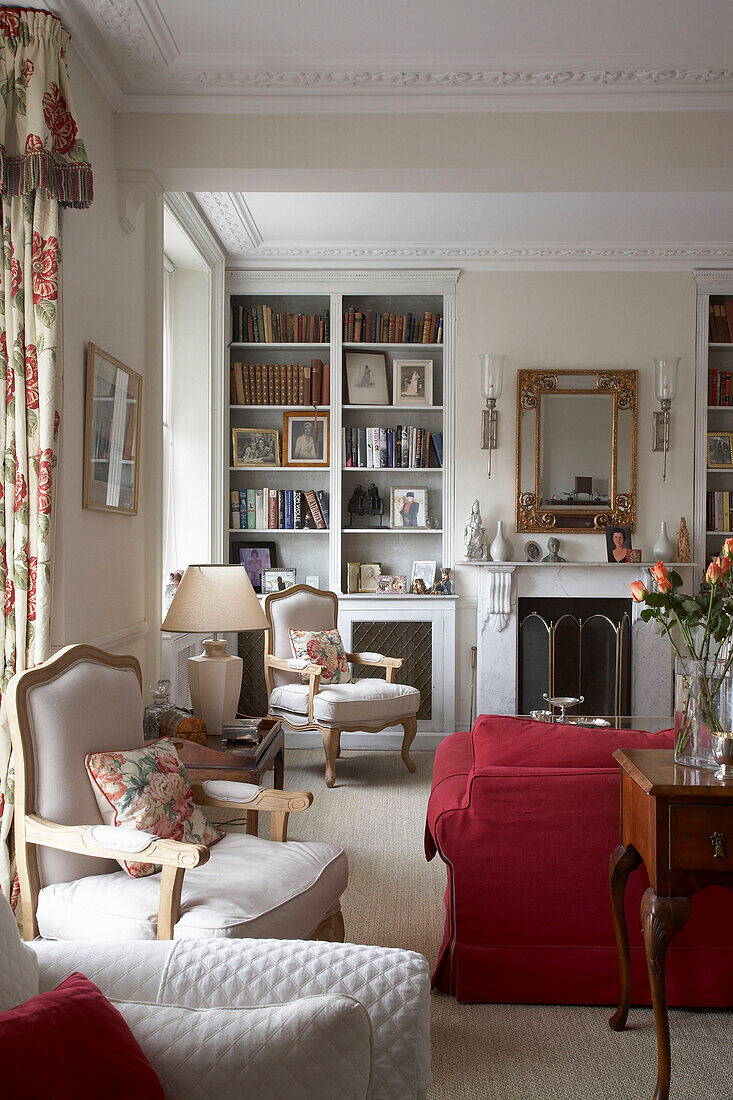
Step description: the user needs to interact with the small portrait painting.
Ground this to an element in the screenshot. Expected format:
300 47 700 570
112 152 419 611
606 525 633 563
262 568 296 594
393 359 433 407
344 352 390 406
239 546 272 592
359 563 381 592
390 487 428 529
707 431 733 469
232 428 279 467
283 412 330 466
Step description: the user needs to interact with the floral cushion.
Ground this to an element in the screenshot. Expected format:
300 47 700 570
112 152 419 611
85 738 224 878
289 627 352 685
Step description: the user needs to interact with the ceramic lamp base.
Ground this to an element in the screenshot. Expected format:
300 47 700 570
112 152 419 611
187 638 242 739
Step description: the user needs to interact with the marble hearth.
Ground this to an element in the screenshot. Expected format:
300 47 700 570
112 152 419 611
468 563 696 718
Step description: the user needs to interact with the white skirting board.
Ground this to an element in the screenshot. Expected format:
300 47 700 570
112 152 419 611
284 729 453 751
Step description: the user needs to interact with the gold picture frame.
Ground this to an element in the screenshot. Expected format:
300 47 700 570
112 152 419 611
232 427 280 467
83 343 142 515
707 430 733 469
282 410 330 467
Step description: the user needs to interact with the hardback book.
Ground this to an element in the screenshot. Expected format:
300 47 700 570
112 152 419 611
239 489 247 528
379 427 388 467
311 360 322 405
305 490 326 529
277 490 285 529
268 489 278 529
315 490 329 527
230 489 240 529
294 489 303 529
255 488 266 529
431 431 444 466
387 429 394 468
357 427 367 467
321 362 330 405
246 489 256 530
371 427 381 468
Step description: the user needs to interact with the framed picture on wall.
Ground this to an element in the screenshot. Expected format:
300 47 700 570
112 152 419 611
83 343 142 515
232 428 279 467
390 487 428 529
393 359 433 406
707 431 733 469
238 543 277 593
344 352 390 406
283 411 330 467
605 525 633 563
261 568 296 594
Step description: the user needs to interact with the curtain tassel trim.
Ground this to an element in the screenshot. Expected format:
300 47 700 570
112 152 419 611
0 148 93 209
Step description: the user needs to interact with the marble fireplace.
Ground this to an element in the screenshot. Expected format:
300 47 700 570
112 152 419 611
468 562 696 719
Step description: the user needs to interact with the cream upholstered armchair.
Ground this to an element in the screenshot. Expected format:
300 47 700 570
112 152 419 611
7 644 346 943
264 585 420 787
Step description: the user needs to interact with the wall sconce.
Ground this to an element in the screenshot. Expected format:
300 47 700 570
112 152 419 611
652 356 680 481
480 354 505 477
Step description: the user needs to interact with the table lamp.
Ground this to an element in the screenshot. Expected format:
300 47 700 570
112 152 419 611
161 564 268 737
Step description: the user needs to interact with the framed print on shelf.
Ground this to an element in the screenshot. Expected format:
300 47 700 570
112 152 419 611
83 343 142 515
390 487 428 529
232 428 279 467
283 411 330 467
411 560 436 589
377 575 407 594
359 563 381 592
346 561 361 593
606 524 633 563
344 351 390 406
238 543 277 593
707 430 733 469
261 568 297 594
393 359 433 407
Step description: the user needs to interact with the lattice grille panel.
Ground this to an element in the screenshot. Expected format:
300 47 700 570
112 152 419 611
237 631 268 717
351 620 432 720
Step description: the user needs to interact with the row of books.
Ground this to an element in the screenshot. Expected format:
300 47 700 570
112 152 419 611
708 369 733 406
230 488 329 530
230 360 329 406
232 305 330 344
706 491 733 532
709 299 733 343
343 310 443 344
343 426 443 469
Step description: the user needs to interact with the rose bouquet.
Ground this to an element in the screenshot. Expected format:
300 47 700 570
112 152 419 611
631 543 733 764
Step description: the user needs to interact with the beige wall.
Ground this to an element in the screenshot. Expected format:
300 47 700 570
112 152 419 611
53 52 162 681
451 270 697 725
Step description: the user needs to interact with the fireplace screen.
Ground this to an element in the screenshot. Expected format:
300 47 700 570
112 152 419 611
518 597 631 717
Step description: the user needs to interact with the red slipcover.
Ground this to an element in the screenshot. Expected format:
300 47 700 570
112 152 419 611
425 715 733 1004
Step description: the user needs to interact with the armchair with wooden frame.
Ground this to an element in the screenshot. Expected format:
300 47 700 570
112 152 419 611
7 645 347 943
264 585 420 787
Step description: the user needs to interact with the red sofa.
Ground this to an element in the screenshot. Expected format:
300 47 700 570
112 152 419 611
425 715 733 1005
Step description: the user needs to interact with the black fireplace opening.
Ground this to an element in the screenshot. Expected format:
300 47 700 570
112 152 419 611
518 597 632 718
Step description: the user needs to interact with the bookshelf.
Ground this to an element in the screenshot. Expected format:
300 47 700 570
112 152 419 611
694 274 733 581
221 271 458 738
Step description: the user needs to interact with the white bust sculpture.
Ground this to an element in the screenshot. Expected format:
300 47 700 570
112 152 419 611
464 499 488 561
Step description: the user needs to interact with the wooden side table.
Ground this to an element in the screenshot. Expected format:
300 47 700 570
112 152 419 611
609 748 733 1100
178 718 284 836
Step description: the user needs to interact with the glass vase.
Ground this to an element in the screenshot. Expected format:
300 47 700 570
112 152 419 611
674 657 733 769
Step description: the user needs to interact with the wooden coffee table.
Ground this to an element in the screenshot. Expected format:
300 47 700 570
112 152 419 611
609 748 733 1100
178 718 284 836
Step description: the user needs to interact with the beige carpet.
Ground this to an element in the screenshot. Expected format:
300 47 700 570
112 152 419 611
215 748 732 1100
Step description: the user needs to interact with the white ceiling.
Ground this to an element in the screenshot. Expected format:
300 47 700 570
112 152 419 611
194 190 733 268
51 0 733 112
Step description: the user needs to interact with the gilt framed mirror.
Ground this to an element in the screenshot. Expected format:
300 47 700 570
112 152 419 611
515 369 637 533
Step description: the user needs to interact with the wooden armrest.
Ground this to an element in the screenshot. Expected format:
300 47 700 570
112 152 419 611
347 652 403 682
265 655 322 721
24 814 209 869
193 787 313 842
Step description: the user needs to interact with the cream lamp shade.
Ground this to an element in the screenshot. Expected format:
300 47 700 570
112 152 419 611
161 565 268 737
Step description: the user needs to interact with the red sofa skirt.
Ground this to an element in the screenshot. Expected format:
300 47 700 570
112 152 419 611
425 717 733 1005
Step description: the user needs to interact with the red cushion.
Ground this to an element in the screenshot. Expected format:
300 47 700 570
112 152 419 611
471 714 674 769
0 973 164 1100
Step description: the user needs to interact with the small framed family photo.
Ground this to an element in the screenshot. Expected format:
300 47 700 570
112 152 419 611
239 544 276 592
282 411 329 467
261 568 297 594
390 487 428 529
411 560 436 589
344 351 390 406
232 428 279 467
376 575 407 594
393 359 433 407
707 430 733 469
606 525 633 563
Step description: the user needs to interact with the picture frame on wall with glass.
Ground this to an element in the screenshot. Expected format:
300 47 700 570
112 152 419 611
83 343 142 515
359 563 381 592
283 411 330 467
390 487 428 529
393 359 433 407
344 351 390 406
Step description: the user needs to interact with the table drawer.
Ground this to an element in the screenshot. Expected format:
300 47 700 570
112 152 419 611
669 804 733 871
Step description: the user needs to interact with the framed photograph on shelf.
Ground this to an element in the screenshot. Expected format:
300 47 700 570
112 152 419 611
390 487 428 529
283 411 330 467
707 430 733 469
393 359 433 406
344 351 390 406
410 560 436 589
346 561 361 593
377 575 407 594
232 428 279 467
359 563 381 592
606 525 633 563
83 343 142 515
261 568 297 594
238 543 276 593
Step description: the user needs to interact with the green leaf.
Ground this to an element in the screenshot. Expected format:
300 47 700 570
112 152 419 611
640 608 656 622
34 300 56 329
645 592 665 608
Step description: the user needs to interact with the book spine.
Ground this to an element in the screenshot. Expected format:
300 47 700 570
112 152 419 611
230 367 238 404
269 489 278 529
294 489 303 529
285 489 294 529
436 316 443 344
401 425 409 467
311 360 322 405
379 427 388 467
387 428 394 468
303 365 312 406
315 490 329 527
234 363 245 405
246 488 256 530
239 489 247 528
230 489 240 529
277 490 285 529
305 489 326 529
268 365 275 405
321 362 330 405
357 427 367 467
255 488 265 529
395 425 401 467
298 365 305 406
423 430 430 467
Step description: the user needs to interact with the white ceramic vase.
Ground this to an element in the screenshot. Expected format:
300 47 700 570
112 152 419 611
652 521 675 561
490 520 511 563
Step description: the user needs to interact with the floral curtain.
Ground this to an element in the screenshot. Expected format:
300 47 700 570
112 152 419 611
0 8 93 901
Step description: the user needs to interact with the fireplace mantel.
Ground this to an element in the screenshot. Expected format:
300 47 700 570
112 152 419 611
467 561 695 717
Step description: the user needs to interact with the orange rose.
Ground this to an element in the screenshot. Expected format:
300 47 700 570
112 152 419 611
650 561 668 584
706 561 721 585
724 538 733 558
720 555 731 578
630 580 647 602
